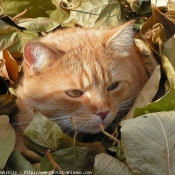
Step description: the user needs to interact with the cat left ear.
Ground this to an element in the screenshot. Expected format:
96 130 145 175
23 41 58 75
105 20 135 56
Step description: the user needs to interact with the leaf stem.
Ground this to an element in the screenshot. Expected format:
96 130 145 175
12 9 28 21
70 117 77 147
46 149 65 175
99 123 120 142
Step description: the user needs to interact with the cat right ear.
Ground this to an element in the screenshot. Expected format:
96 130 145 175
105 20 135 57
23 42 57 75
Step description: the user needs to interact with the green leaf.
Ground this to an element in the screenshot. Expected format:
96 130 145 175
93 0 126 29
0 94 17 117
140 0 152 15
40 142 106 172
134 85 175 117
5 150 35 173
93 153 132 175
0 19 20 35
17 17 60 33
23 110 101 155
126 66 160 119
23 110 61 154
127 0 140 14
63 0 125 29
0 31 38 58
1 0 56 18
127 0 151 15
0 16 26 31
0 115 15 170
47 0 70 24
121 111 175 175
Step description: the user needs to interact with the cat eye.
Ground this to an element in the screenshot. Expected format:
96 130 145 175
65 89 83 98
107 82 119 91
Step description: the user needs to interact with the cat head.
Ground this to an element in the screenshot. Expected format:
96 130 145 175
18 21 148 134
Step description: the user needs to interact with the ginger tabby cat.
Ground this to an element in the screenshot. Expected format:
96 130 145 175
14 21 148 150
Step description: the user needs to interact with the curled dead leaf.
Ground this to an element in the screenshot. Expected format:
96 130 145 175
134 38 159 76
0 50 18 84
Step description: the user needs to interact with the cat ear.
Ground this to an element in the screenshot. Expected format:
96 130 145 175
23 42 58 75
105 20 135 56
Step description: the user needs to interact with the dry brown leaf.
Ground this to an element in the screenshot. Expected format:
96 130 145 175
125 66 161 119
140 5 175 54
0 51 10 82
0 49 18 84
3 50 18 83
134 38 159 76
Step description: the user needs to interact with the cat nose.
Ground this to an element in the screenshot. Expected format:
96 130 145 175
95 110 109 120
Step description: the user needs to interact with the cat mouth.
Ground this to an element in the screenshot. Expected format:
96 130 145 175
72 113 116 134
54 113 115 134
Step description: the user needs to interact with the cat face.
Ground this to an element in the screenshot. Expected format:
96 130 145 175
17 21 148 134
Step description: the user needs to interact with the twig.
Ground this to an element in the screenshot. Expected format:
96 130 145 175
60 0 82 12
46 149 65 175
70 117 77 147
99 123 120 142
12 9 28 21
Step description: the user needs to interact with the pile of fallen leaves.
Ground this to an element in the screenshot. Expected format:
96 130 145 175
1 0 175 174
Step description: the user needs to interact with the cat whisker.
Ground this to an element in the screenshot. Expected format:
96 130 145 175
52 117 73 125
56 122 72 130
55 119 72 125
60 122 71 127
50 116 71 121
65 128 74 135
64 122 83 135
77 125 86 134
61 123 73 131
94 131 104 142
